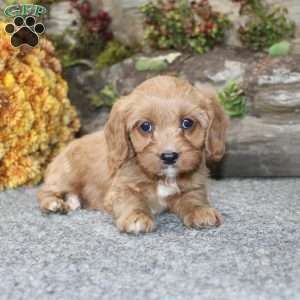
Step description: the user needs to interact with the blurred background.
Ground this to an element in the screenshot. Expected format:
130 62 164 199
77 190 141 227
1 0 300 190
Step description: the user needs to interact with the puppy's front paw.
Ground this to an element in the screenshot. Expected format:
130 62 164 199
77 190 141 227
183 207 223 229
40 197 70 214
116 210 156 234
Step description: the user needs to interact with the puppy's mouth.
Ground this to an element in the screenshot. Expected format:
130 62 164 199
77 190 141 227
161 165 177 178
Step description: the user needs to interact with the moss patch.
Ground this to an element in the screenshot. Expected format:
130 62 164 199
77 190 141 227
268 41 290 57
96 41 133 70
135 57 168 72
90 84 119 108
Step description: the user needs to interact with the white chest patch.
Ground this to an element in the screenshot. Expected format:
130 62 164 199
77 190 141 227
150 180 180 215
157 181 180 198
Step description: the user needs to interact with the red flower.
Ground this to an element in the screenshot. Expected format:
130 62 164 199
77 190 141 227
102 31 113 41
79 1 91 18
97 11 109 20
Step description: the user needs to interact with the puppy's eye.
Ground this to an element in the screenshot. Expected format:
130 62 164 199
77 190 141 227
181 118 194 129
140 121 153 133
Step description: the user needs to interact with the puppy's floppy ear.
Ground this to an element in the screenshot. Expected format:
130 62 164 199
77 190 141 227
206 94 229 161
104 98 130 172
196 86 229 161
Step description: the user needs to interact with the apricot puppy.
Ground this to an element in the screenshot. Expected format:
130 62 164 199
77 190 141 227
37 76 228 233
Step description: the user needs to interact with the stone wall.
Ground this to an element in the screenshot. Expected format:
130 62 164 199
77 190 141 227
63 48 300 176
99 0 300 50
2 0 298 50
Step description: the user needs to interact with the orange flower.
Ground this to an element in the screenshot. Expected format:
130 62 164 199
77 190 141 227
0 22 80 190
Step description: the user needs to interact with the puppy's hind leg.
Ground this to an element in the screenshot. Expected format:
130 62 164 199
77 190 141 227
37 187 69 214
37 148 81 214
37 185 81 214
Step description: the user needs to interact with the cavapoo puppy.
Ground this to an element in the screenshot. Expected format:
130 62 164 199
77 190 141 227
37 76 228 233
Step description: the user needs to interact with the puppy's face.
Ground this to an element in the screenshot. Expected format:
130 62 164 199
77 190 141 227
105 76 228 177
128 97 208 176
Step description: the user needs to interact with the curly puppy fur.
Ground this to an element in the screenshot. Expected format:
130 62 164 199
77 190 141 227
37 76 228 234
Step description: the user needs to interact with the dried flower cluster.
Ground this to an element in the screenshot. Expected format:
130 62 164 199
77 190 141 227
236 0 295 50
51 0 114 66
69 0 113 58
71 0 113 41
0 22 80 190
141 0 231 54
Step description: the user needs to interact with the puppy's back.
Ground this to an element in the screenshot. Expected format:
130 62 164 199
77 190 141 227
43 130 110 197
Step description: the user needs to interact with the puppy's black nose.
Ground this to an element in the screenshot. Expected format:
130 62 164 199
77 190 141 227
160 152 179 165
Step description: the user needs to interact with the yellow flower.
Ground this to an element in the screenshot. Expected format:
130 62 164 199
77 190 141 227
3 72 15 89
0 23 80 190
0 143 5 160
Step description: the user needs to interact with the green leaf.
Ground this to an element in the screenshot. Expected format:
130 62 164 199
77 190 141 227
218 80 247 118
135 57 168 72
268 40 290 57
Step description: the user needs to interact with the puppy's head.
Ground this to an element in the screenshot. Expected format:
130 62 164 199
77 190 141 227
104 76 228 177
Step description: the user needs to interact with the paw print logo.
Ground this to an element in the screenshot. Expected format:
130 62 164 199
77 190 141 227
5 16 45 47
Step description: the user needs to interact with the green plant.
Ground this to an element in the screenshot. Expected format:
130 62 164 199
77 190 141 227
49 3 133 69
238 0 295 50
96 41 133 70
90 84 119 108
71 0 113 58
218 81 247 118
48 32 78 67
268 41 290 57
48 0 113 66
141 0 231 54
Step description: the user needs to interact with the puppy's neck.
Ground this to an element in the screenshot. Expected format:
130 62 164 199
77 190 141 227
157 166 180 198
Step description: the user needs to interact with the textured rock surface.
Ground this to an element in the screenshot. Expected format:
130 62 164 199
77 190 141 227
64 48 300 176
291 38 300 55
219 117 300 177
44 1 80 36
254 90 300 112
101 0 147 46
204 60 247 84
0 179 299 300
247 56 300 123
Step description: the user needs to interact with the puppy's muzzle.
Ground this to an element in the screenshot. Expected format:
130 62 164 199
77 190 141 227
160 152 179 165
